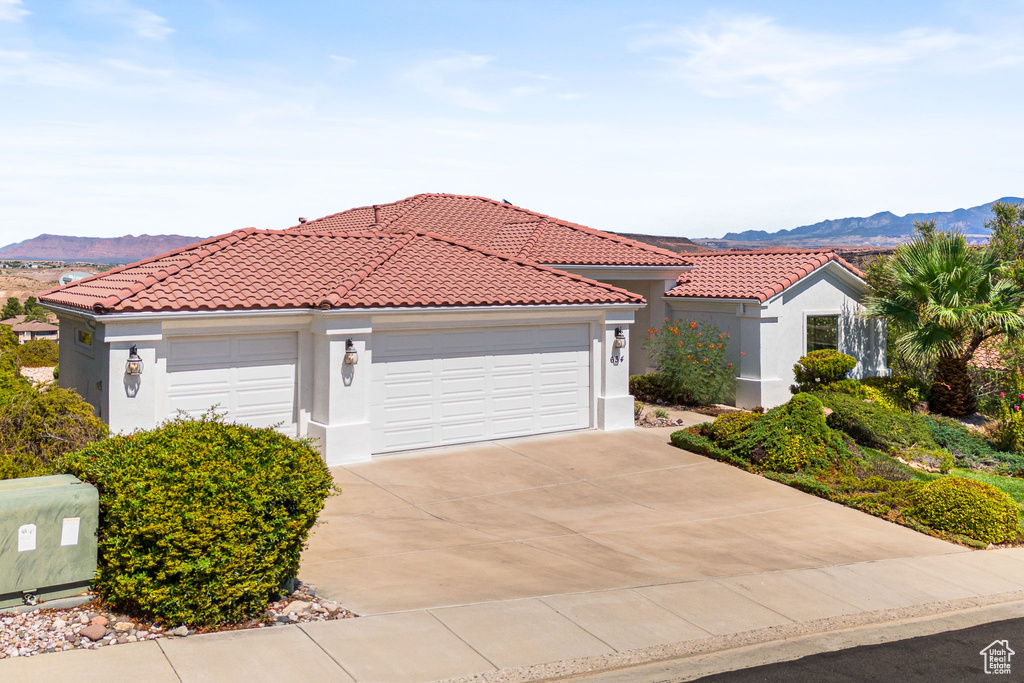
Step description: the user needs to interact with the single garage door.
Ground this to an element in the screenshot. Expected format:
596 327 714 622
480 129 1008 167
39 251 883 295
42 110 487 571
165 332 298 435
372 324 591 453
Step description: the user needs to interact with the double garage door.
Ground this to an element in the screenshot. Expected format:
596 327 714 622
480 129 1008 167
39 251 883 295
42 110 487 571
372 324 592 454
165 333 298 435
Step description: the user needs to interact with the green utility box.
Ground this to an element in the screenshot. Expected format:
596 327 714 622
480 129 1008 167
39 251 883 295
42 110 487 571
0 475 98 609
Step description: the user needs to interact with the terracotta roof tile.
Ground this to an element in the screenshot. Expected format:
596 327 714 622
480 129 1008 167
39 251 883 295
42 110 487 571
666 249 865 302
39 229 643 314
292 194 691 267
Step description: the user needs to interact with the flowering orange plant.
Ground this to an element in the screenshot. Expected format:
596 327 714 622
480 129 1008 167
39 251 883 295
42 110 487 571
642 318 735 406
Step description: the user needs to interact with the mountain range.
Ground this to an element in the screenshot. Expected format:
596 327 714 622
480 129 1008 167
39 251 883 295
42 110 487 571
697 197 1023 249
0 234 205 264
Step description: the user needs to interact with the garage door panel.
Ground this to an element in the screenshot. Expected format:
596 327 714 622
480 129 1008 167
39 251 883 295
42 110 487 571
373 325 591 454
167 338 232 367
439 398 487 419
166 333 297 435
382 403 433 426
439 376 487 396
236 334 296 360
380 378 434 402
490 415 535 436
382 426 435 451
492 372 534 392
490 393 534 414
440 421 488 442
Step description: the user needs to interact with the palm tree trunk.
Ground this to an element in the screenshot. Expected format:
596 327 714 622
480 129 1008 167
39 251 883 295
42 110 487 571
929 354 976 417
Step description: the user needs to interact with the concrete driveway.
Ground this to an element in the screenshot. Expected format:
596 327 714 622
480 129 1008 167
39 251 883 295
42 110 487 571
300 427 962 615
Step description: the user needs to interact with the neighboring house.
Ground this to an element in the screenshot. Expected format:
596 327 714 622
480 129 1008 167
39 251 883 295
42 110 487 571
59 271 95 286
0 315 59 343
39 229 643 465
665 249 887 408
39 195 887 463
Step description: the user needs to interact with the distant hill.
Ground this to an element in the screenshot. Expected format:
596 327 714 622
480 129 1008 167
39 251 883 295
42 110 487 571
699 197 1023 249
608 231 705 253
0 234 205 265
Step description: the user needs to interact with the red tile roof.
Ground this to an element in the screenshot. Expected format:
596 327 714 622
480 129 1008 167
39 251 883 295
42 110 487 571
292 194 692 267
666 249 865 302
39 229 644 314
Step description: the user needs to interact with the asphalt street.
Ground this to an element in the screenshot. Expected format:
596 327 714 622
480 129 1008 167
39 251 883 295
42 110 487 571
696 617 1024 682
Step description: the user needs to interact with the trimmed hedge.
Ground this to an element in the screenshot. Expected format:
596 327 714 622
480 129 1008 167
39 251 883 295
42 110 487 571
814 391 938 451
909 477 1022 544
62 414 335 627
791 350 857 393
629 373 673 404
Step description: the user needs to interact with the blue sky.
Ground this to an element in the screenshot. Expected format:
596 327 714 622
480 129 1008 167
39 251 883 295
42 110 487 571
1 1 1023 243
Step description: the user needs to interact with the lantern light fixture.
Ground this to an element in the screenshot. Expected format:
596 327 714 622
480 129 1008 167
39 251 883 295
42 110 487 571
125 345 144 376
613 327 626 349
344 339 359 365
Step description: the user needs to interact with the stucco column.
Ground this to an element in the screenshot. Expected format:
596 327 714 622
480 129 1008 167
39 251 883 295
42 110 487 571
306 316 373 465
103 321 163 434
596 310 635 430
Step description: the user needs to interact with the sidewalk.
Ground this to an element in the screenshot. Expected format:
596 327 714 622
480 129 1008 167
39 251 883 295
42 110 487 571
4 548 1024 682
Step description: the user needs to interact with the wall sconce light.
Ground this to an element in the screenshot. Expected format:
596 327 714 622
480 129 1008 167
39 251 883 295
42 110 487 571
125 345 144 376
613 327 627 349
344 339 359 365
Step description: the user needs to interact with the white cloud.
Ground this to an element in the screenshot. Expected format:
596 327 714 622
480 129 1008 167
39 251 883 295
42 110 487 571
0 0 29 23
405 53 502 112
79 0 173 40
329 55 356 69
634 15 963 109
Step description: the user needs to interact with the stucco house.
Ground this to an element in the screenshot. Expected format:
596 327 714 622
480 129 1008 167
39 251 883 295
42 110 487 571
664 249 887 408
0 315 59 343
39 194 886 464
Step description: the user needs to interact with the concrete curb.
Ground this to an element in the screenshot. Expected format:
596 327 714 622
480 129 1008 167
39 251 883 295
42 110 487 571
439 591 1024 683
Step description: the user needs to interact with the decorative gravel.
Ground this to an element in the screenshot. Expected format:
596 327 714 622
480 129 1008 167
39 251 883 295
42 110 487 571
0 582 355 660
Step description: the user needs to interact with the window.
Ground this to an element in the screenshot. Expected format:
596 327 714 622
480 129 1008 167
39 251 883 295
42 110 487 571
806 315 838 353
77 329 92 346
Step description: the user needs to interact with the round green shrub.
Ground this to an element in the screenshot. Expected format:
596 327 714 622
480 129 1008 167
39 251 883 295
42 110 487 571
15 339 59 367
0 385 107 479
791 350 858 393
61 413 335 627
909 477 1022 544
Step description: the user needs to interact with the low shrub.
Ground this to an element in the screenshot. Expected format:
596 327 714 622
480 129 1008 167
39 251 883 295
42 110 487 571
629 373 673 404
643 319 734 406
633 400 644 421
15 339 59 367
791 350 857 393
859 376 926 413
0 352 29 404
909 477 1022 544
893 445 954 474
62 413 335 627
994 376 1024 455
670 429 750 469
735 394 848 472
815 391 937 451
0 385 107 480
704 411 761 450
924 415 1024 475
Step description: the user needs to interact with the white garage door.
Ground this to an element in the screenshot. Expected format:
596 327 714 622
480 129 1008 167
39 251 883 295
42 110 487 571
165 332 298 435
372 325 591 453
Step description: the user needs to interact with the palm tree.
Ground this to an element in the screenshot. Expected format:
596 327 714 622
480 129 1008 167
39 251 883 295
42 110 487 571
863 231 1024 416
